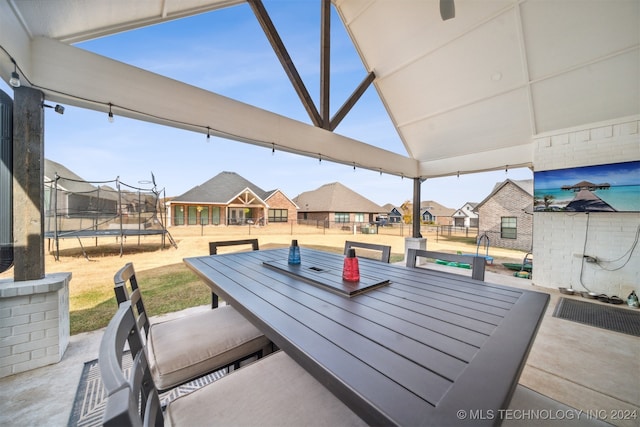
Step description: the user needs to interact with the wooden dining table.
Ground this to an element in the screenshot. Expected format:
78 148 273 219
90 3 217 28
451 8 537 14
184 247 549 426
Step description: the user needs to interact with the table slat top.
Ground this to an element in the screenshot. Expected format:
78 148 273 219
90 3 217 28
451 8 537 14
184 248 548 426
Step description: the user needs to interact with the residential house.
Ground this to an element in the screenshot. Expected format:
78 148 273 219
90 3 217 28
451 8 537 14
475 179 533 251
452 202 479 228
167 171 297 226
420 201 454 226
44 159 119 218
381 203 402 224
294 182 385 229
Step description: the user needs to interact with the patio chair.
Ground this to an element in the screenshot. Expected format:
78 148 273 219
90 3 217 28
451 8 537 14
344 240 391 263
113 262 271 391
406 248 485 281
99 301 366 427
208 238 259 308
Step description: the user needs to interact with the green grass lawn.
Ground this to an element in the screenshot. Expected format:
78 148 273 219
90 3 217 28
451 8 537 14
69 244 406 335
70 263 210 335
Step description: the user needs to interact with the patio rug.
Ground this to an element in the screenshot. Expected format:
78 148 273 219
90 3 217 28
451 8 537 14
67 352 227 427
553 298 640 337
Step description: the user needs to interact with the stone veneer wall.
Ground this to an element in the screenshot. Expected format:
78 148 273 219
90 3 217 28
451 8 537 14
0 273 71 378
532 116 640 295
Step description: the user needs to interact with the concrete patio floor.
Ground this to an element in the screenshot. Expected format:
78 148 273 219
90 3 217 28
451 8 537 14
0 270 638 426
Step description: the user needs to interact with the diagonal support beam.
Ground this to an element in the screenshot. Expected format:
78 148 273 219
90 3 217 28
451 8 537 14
330 71 375 131
320 0 331 129
248 0 323 127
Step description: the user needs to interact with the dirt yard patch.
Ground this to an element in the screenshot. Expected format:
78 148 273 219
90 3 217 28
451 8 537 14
1 224 530 326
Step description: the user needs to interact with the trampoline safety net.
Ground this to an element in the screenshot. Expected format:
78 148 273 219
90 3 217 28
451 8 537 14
44 173 176 259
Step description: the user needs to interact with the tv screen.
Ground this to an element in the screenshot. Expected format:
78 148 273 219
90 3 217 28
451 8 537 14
534 161 640 212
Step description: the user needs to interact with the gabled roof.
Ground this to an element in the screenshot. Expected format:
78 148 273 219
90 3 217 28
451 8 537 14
476 179 534 210
453 202 479 217
294 182 383 213
44 158 97 194
264 189 300 209
419 200 455 217
172 171 270 204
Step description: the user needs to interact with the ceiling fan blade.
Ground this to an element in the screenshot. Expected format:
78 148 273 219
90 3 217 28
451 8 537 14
440 0 455 21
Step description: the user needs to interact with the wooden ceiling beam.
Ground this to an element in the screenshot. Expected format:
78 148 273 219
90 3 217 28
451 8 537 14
248 0 323 128
320 0 331 130
330 71 375 131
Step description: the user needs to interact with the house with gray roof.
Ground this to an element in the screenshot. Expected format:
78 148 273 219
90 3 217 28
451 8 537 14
452 202 479 228
44 158 119 218
293 182 385 229
168 171 297 226
419 200 455 226
475 179 534 251
381 203 402 224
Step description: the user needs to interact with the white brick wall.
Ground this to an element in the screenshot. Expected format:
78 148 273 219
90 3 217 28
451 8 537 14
534 213 639 296
532 116 640 295
0 273 71 378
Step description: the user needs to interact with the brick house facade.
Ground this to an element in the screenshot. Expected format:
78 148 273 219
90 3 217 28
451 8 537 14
294 182 385 229
476 179 533 251
167 171 298 227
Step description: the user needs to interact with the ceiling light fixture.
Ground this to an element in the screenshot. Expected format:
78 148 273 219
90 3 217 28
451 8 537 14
108 103 114 123
9 58 20 87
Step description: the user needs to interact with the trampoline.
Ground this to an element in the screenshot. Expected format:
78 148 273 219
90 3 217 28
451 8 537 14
45 173 176 260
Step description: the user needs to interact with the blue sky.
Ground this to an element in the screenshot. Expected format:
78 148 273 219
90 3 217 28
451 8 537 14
2 1 532 208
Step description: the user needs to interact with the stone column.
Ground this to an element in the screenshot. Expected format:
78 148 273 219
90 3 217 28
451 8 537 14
12 87 44 281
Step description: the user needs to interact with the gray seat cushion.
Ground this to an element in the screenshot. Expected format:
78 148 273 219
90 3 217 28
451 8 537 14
148 305 271 390
165 351 367 426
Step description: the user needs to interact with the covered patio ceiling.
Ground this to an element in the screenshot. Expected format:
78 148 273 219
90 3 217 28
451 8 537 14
1 0 638 179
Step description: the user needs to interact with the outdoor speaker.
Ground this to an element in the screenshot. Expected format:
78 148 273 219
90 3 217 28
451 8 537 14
0 89 13 274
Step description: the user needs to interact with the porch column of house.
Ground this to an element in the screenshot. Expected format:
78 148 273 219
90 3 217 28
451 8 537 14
0 86 71 378
404 177 426 262
12 86 45 281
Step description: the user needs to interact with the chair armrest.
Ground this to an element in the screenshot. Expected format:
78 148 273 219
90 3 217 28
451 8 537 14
407 248 485 281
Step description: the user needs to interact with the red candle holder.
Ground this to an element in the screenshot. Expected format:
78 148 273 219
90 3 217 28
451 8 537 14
342 248 360 282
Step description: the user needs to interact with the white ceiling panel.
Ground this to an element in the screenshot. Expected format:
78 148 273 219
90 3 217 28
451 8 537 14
339 0 516 77
520 0 640 81
531 49 640 133
8 0 243 43
379 7 526 126
401 87 532 161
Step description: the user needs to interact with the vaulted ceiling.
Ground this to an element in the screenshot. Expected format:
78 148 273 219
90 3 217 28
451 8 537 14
1 0 638 179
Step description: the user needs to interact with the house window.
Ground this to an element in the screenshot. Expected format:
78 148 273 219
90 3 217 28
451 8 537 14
188 206 198 225
269 209 288 222
354 213 365 223
335 212 349 223
174 205 184 225
200 207 209 225
501 217 517 239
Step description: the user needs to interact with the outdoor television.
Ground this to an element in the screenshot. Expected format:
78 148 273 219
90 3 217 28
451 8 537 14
533 161 640 213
